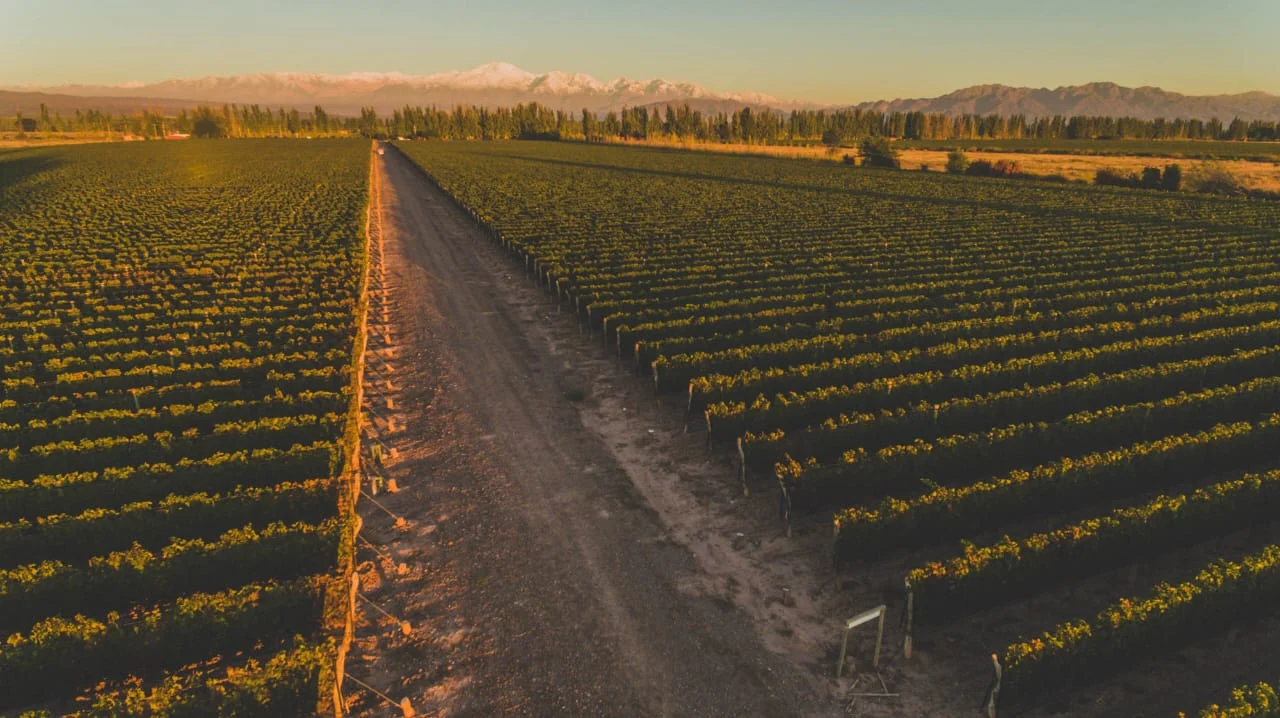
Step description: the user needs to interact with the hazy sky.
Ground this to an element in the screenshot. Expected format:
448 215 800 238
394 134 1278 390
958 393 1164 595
4 0 1277 103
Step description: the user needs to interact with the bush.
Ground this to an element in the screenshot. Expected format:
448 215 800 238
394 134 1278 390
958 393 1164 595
1140 167 1163 189
990 160 1021 178
945 149 969 174
841 154 855 165
1095 168 1139 188
965 159 995 177
860 137 900 169
1190 163 1245 196
968 159 1021 178
1095 164 1184 191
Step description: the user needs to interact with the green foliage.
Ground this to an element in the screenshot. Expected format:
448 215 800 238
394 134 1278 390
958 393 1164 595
0 141 368 712
395 140 1280 711
782 377 1280 509
1191 680 1280 717
1002 544 1280 705
1191 162 1246 196
908 468 1280 623
859 136 900 168
190 106 224 139
84 638 333 717
833 415 1280 563
0 578 326 707
945 149 969 174
1141 166 1164 188
0 519 340 632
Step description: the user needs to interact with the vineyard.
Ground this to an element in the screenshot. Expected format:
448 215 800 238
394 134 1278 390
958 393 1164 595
394 139 1280 715
0 140 369 714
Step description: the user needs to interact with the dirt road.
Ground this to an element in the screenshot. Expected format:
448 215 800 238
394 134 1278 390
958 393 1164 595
345 144 834 717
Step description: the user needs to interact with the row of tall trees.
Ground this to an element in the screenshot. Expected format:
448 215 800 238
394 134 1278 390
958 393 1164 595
7 103 360 139
11 100 1278 143
366 104 1280 144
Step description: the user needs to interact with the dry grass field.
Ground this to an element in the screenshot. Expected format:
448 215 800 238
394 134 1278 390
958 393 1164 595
608 136 1280 193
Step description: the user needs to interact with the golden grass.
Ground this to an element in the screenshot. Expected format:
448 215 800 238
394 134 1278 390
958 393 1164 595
603 137 1280 194
896 149 1280 193
0 132 117 149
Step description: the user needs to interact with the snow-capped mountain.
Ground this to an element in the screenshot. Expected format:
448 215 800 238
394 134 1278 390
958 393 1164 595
18 62 807 115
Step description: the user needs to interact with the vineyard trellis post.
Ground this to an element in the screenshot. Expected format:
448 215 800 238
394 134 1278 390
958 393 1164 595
903 579 914 659
982 654 1002 718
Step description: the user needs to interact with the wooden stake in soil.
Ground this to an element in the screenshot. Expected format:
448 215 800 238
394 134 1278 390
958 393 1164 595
903 581 915 660
982 654 1002 718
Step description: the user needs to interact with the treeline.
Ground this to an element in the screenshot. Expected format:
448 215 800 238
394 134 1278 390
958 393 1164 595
8 103 361 139
11 99 1280 144
372 103 1280 144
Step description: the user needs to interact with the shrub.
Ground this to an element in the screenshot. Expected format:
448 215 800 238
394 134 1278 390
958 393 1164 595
1095 168 1139 188
1162 164 1183 191
1190 163 1245 196
965 160 995 177
1140 167 1163 189
945 149 969 174
990 160 1021 178
860 137 900 169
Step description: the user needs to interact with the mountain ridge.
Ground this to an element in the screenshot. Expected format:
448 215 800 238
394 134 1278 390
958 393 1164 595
5 65 1279 121
854 81 1280 121
5 62 800 116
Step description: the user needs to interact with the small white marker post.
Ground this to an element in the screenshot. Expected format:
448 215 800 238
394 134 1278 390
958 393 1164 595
837 604 887 678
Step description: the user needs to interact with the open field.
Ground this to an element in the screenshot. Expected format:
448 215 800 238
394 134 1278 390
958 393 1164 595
0 140 369 714
896 148 1280 193
604 136 1280 193
895 137 1280 162
0 132 117 148
395 139 1280 716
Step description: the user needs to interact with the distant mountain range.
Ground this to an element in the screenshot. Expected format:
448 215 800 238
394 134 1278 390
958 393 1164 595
3 64 1278 121
2 63 795 117
855 82 1280 122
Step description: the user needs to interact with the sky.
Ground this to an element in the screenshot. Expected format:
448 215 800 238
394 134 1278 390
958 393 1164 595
3 0 1277 103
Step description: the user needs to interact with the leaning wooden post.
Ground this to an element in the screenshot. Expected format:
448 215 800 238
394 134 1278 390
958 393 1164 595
982 654 1002 718
871 605 886 670
736 438 749 497
903 579 915 659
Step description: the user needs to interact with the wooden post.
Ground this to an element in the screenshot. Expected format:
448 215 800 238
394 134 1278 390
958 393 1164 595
903 581 915 659
982 654 1002 718
778 483 793 539
736 438 749 497
836 605 887 678
872 606 886 670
